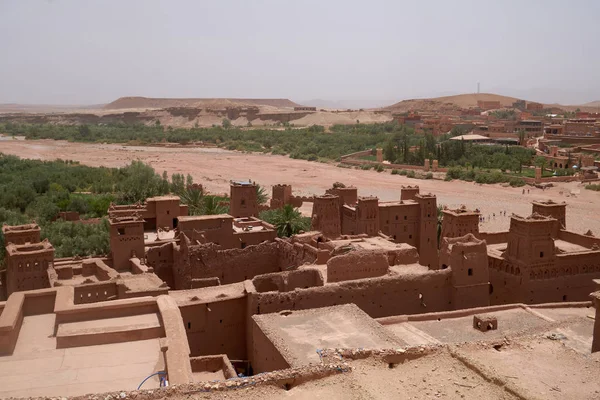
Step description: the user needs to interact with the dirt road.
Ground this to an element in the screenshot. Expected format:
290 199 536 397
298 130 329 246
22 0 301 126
1 137 597 233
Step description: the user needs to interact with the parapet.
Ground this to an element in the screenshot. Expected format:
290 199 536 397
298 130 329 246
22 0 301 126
2 223 41 245
6 239 54 257
2 223 40 235
400 185 420 201
230 179 255 187
442 205 480 217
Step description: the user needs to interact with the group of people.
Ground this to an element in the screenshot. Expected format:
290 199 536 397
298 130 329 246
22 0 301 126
479 210 508 223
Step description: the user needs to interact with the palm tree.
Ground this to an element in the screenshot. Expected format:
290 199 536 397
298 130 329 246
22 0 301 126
271 204 309 237
179 185 204 215
255 184 268 205
202 195 228 215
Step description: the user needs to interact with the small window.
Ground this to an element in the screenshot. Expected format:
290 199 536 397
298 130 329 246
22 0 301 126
540 252 544 258
404 215 407 220
241 199 246 206
409 234 412 239
166 210 170 215
468 268 473 276
395 215 398 221
117 228 125 235
241 242 247 249
187 322 191 330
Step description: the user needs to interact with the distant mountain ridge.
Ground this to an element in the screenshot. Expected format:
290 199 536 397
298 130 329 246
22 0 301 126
104 97 300 110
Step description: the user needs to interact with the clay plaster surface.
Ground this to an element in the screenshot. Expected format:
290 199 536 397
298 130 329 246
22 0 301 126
0 314 163 398
253 304 400 367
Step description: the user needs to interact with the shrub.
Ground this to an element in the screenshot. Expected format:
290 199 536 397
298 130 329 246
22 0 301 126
375 164 384 173
400 170 408 176
407 170 416 178
360 164 372 170
391 169 400 175
425 172 433 179
585 184 600 191
509 177 526 187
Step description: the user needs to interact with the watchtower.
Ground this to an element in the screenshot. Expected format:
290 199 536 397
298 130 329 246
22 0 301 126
5 240 54 296
311 195 341 239
356 196 380 236
415 193 439 269
230 180 258 218
109 216 145 272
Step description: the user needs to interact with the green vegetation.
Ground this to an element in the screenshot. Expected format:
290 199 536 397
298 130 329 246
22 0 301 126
176 184 229 215
445 167 525 187
259 205 311 238
0 121 412 162
490 109 517 120
585 184 600 191
0 154 201 265
0 121 542 188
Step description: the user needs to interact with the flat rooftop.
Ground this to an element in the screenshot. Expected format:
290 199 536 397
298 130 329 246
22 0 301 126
381 304 594 353
326 236 415 252
252 304 400 368
0 314 163 398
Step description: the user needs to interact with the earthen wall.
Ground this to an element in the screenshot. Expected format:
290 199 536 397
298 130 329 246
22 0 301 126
180 296 247 360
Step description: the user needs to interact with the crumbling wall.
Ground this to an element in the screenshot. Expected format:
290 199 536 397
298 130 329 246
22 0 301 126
180 296 247 360
173 240 281 289
252 269 324 293
146 242 175 288
276 239 319 269
327 250 389 283
249 270 453 319
190 242 280 284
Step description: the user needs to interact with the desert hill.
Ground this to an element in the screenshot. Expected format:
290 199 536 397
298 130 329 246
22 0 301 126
104 97 300 110
581 100 600 108
383 93 520 113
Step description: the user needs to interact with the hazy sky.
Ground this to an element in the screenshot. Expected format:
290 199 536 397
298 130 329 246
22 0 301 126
1 0 599 106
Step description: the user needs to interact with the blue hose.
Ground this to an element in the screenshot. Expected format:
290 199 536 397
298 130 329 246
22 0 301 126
137 371 167 390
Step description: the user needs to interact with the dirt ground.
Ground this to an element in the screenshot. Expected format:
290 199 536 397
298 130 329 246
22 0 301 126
1 137 598 234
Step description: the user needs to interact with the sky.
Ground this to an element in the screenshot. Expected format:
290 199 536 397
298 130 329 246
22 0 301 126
0 0 599 107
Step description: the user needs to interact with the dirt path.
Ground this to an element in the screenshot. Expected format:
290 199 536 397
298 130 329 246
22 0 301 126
1 137 598 233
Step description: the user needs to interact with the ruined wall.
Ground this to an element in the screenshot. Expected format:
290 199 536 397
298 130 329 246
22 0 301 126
235 230 277 249
180 296 247 360
173 240 281 289
248 270 453 319
276 239 319 269
252 269 324 293
146 242 175 288
327 250 389 283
